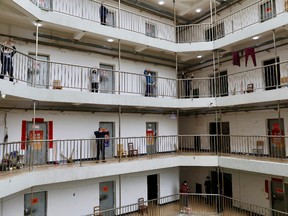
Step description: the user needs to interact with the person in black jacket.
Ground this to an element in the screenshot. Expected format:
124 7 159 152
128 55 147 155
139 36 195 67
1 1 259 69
94 127 110 162
0 42 16 82
100 4 108 25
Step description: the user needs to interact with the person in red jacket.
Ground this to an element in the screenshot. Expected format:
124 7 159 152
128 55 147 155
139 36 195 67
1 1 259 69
180 180 189 207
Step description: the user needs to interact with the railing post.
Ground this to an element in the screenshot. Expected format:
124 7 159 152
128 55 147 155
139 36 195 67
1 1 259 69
80 139 82 167
80 67 83 91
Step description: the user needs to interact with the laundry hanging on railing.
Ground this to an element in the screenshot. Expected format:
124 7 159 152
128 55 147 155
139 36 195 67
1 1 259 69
245 47 257 67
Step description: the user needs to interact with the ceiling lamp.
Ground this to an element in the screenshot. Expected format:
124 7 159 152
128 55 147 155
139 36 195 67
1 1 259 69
107 38 114 42
159 1 164 5
252 36 259 40
196 9 201 13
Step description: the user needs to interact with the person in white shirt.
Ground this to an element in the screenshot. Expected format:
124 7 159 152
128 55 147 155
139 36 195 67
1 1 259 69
91 68 100 93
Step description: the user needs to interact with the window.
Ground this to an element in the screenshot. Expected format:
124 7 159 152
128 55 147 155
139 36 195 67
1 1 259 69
106 11 116 27
99 63 114 93
260 0 276 22
263 57 280 90
145 23 156 38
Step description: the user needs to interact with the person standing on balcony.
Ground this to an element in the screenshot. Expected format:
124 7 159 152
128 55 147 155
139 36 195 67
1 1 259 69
94 127 110 162
0 41 16 82
100 3 108 25
180 180 189 208
91 68 100 93
144 68 153 97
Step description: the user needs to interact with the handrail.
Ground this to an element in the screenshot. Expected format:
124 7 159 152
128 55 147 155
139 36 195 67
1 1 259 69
1 134 287 174
28 0 286 43
3 45 288 99
84 193 288 216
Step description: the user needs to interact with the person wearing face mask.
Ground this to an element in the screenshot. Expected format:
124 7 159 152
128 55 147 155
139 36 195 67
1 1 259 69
0 41 16 82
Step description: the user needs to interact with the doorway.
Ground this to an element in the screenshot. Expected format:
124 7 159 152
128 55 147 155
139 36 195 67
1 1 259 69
147 174 158 202
271 178 285 214
24 191 47 216
99 63 114 94
146 122 157 155
209 122 230 153
27 54 49 88
99 181 115 215
99 122 114 159
263 57 280 90
26 122 48 165
210 71 228 97
211 171 232 197
267 119 285 158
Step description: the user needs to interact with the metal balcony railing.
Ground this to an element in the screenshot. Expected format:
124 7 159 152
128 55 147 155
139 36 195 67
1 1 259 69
2 46 288 99
28 0 287 43
84 193 288 216
1 134 287 174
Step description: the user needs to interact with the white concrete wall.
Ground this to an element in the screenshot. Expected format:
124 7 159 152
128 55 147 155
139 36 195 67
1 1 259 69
1 109 177 143
179 108 288 155
0 168 179 216
2 192 23 216
159 167 180 198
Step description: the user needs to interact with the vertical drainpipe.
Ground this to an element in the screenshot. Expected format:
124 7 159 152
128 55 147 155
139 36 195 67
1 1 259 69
118 39 121 95
30 101 36 172
118 2 121 210
209 0 213 33
176 52 178 98
212 51 218 155
272 30 278 89
34 21 40 88
118 105 122 214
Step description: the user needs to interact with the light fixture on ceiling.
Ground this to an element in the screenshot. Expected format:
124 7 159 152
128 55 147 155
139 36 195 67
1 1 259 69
107 38 114 42
196 8 201 13
197 55 202 59
159 1 164 5
34 21 42 27
252 36 259 40
170 112 176 120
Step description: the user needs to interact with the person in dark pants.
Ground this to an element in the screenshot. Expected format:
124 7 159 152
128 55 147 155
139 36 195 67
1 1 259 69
94 127 110 162
0 42 16 82
180 180 189 208
144 68 154 97
100 4 108 25
204 176 212 204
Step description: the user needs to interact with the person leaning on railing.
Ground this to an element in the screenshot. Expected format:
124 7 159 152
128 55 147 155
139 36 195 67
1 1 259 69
0 41 16 82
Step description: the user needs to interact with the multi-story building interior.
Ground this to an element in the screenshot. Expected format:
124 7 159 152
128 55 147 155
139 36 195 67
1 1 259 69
1 0 288 215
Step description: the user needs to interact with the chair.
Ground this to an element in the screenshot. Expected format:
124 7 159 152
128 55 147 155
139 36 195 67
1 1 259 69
117 144 127 158
53 80 62 90
128 142 138 157
138 198 148 215
253 141 264 155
